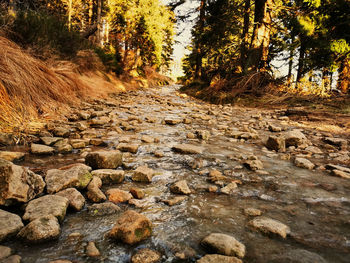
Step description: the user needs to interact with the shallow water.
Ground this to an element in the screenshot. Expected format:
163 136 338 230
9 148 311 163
2 85 350 262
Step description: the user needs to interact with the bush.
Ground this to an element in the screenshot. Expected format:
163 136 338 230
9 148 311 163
94 47 123 75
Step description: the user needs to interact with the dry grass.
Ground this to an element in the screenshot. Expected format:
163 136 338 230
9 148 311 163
144 66 173 87
0 36 126 133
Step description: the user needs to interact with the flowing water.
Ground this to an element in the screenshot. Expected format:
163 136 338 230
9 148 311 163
2 85 350 262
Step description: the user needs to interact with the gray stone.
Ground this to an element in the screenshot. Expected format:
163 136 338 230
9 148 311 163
249 216 290 238
45 164 92 194
284 130 307 147
266 136 286 152
197 254 242 263
85 151 123 169
56 188 85 211
88 202 121 216
0 159 45 205
294 158 315 170
201 233 245 258
86 177 106 203
0 152 25 162
17 215 60 243
0 210 23 242
170 180 191 195
22 195 69 223
91 169 125 184
30 144 54 155
132 166 155 183
172 144 203 154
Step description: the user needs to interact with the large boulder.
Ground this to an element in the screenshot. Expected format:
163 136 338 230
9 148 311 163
201 233 245 258
284 130 307 147
0 159 45 205
108 210 152 245
45 164 92 194
197 254 242 263
56 188 85 211
22 195 69 223
0 209 24 242
91 169 125 184
249 217 290 238
85 151 123 169
17 215 60 243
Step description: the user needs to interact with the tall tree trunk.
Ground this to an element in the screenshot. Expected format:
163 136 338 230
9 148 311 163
97 0 102 46
296 39 306 83
194 0 206 80
68 0 72 31
241 0 251 74
287 34 295 85
89 0 94 25
246 0 274 72
338 58 350 93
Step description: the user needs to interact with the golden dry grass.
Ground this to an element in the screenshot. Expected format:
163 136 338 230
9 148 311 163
0 36 125 133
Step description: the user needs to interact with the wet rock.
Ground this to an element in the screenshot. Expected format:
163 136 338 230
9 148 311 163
141 135 154 143
70 139 88 149
132 166 155 183
117 143 140 154
266 136 286 152
244 159 264 171
165 118 182 125
172 144 203 154
107 189 132 203
197 254 242 263
268 124 282 132
86 241 100 257
284 130 307 147
324 137 347 150
91 169 125 184
30 144 54 155
294 158 315 170
208 170 226 183
87 177 106 203
79 111 91 120
22 195 69 223
154 150 164 158
163 196 188 206
208 185 218 192
40 137 63 146
305 146 323 154
45 165 92 194
325 164 350 173
0 210 24 242
131 248 161 263
187 132 196 139
85 151 123 169
17 215 60 243
170 180 191 195
201 233 245 258
249 217 290 238
130 187 145 199
0 255 21 263
56 188 85 211
196 130 210 140
269 249 328 263
53 139 73 154
221 183 238 195
53 127 70 137
331 169 350 179
0 152 25 162
0 246 12 260
243 208 262 216
0 133 14 146
0 159 45 205
90 117 111 126
108 210 152 245
88 202 120 216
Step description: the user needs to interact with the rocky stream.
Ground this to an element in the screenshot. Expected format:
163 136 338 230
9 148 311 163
0 85 350 263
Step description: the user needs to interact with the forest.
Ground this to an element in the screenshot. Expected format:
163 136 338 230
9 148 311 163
0 1 349 263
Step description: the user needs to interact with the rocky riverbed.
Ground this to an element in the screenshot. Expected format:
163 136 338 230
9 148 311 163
0 85 349 263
